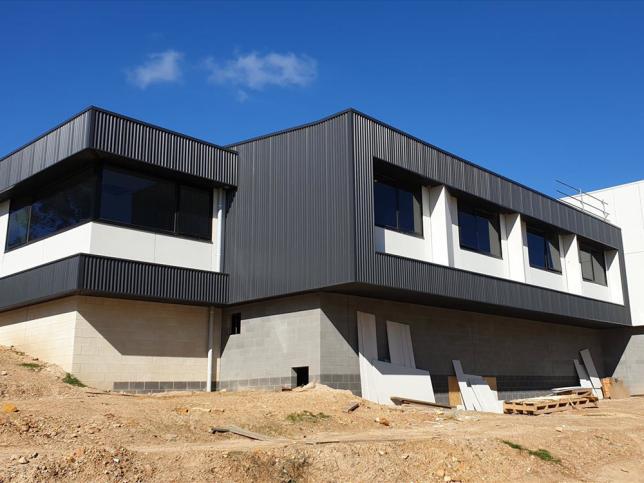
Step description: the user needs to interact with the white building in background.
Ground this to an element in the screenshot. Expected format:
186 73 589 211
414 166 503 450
564 180 644 326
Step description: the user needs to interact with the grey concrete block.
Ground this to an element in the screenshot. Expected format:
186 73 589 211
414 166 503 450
113 382 129 391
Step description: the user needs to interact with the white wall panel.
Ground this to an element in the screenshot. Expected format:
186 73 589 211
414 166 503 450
1 223 92 277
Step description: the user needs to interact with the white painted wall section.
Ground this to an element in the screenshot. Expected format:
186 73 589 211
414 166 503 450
505 213 526 283
428 185 454 266
1 223 93 277
583 180 644 324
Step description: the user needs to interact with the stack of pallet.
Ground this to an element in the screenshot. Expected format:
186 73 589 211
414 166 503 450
504 388 598 415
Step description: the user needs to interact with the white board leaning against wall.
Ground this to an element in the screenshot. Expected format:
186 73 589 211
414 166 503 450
356 312 435 405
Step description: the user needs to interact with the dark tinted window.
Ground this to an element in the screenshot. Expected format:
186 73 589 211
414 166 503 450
177 185 211 239
579 242 607 285
100 168 176 233
6 201 30 249
374 181 397 229
6 171 96 250
373 178 422 235
29 171 95 241
457 201 501 257
527 226 561 272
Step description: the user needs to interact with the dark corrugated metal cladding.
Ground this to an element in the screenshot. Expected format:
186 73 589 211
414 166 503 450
352 113 621 249
0 255 229 312
92 110 237 186
225 112 355 303
0 111 93 193
351 112 630 326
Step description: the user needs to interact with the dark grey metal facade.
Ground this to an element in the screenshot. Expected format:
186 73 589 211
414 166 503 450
0 255 228 312
350 110 630 326
226 112 356 303
0 107 237 196
351 111 622 249
368 253 629 326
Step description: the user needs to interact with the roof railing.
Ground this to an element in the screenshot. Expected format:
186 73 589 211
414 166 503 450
556 180 610 220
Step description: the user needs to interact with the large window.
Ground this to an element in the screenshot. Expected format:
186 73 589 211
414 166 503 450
374 177 422 235
5 164 213 251
6 169 96 250
100 168 178 233
526 225 562 272
457 200 502 257
579 242 607 285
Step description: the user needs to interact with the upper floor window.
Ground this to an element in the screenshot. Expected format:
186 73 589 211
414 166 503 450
6 169 96 250
579 241 607 285
5 164 213 251
457 200 502 257
526 225 562 273
374 176 422 235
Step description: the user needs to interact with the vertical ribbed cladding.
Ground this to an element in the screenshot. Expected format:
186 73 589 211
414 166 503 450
0 110 93 193
351 112 630 326
0 256 82 310
371 253 629 325
91 110 237 186
79 255 229 305
351 113 621 249
225 112 355 303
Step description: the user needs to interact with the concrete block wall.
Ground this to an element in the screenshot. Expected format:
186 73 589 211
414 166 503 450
0 296 211 392
219 294 323 391
320 293 607 404
0 297 78 372
74 297 210 391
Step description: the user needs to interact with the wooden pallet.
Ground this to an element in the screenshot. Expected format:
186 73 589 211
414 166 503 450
504 395 598 415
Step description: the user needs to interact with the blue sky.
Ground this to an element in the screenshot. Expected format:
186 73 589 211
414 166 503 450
1 1 643 196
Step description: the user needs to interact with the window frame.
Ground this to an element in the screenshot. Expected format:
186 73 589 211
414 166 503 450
526 224 562 274
373 174 423 237
457 199 503 258
578 241 608 286
5 162 215 253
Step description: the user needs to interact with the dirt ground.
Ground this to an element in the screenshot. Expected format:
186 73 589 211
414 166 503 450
1 346 644 482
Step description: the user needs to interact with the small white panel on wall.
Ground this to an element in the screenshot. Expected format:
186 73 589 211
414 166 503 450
386 321 415 368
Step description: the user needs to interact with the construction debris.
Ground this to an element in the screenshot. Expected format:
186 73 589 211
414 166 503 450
390 396 453 410
452 361 503 414
345 402 360 413
209 425 273 441
504 394 598 415
579 349 604 400
374 417 390 426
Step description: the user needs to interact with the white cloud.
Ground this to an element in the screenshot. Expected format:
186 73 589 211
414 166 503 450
127 50 183 89
205 52 317 92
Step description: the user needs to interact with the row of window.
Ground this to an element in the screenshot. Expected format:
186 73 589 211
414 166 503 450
373 178 608 285
6 164 213 250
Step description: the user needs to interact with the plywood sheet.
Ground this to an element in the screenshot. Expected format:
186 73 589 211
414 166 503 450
449 376 497 407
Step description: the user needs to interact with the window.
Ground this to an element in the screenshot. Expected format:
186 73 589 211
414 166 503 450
527 225 562 272
579 242 607 285
177 185 212 239
373 177 422 235
457 200 502 257
5 170 96 250
5 164 214 251
100 168 177 233
99 167 211 239
231 313 241 335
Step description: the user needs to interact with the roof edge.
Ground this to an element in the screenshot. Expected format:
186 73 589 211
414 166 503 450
0 106 238 164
